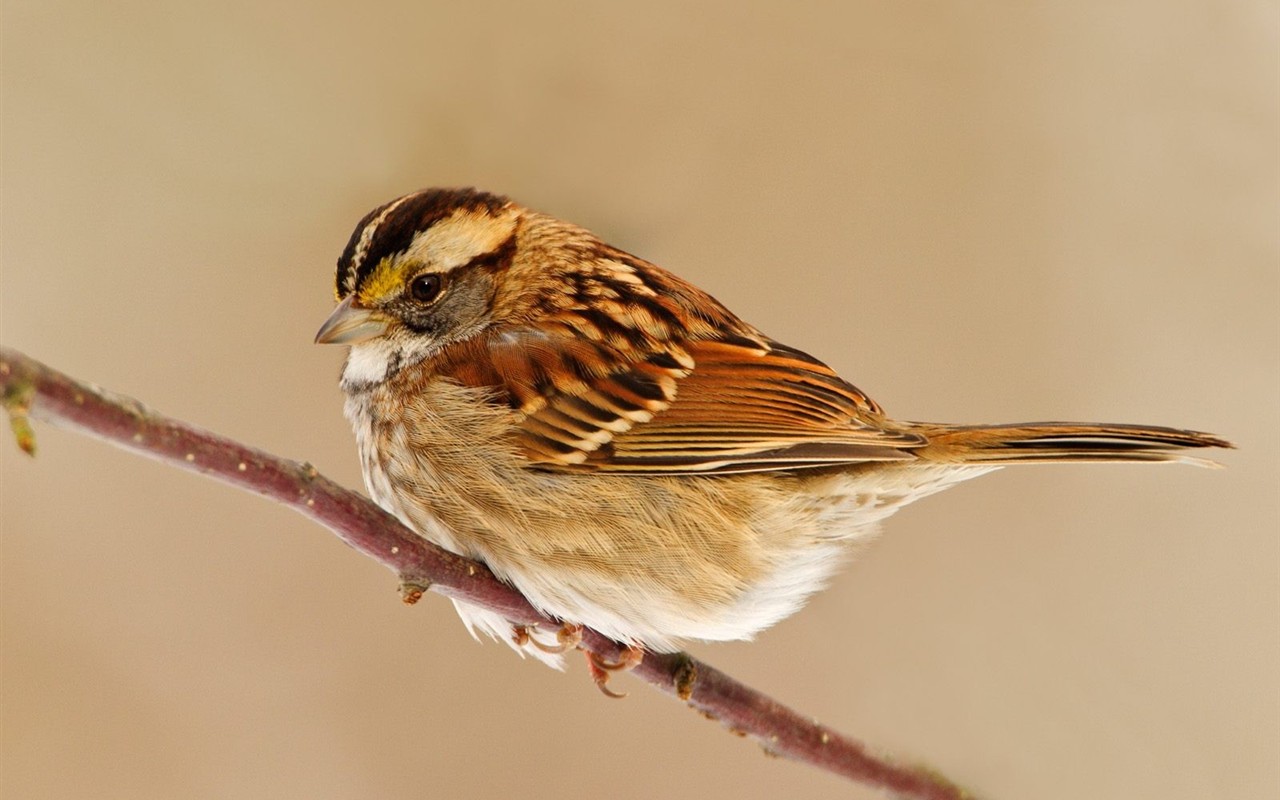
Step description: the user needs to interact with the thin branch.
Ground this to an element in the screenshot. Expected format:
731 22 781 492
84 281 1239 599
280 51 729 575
1 346 971 800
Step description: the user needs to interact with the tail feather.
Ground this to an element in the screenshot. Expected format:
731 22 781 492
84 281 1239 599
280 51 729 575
915 422 1233 467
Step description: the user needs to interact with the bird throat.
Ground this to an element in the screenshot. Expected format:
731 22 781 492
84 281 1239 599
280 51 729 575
341 339 404 391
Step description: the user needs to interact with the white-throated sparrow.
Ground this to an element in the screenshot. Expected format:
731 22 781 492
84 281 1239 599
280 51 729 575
316 187 1229 689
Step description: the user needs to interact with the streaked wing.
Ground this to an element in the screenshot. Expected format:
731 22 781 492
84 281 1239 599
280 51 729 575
565 337 925 473
435 325 926 475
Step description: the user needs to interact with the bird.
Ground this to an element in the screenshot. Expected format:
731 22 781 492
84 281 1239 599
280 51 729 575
315 187 1230 693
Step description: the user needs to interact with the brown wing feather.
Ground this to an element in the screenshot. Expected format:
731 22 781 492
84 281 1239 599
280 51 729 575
433 322 925 475
574 338 925 473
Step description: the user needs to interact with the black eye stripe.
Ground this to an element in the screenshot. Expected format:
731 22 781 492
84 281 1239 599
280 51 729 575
463 252 500 270
459 231 518 273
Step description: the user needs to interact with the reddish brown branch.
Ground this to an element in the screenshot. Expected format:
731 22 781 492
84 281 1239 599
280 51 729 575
1 345 970 800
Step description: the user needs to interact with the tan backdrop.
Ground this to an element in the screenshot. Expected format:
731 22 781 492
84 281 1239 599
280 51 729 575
3 3 1276 799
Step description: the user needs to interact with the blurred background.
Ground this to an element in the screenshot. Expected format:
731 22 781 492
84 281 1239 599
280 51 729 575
2 2 1276 799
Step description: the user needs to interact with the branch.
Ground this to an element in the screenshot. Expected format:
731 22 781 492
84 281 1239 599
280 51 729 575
1 346 971 800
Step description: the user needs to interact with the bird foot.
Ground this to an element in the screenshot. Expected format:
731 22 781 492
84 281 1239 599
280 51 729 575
512 622 583 654
511 624 643 698
585 645 644 699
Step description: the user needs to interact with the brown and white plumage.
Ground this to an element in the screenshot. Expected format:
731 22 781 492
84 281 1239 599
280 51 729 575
317 187 1231 667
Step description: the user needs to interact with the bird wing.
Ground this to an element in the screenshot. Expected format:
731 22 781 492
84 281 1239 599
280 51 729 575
434 324 926 475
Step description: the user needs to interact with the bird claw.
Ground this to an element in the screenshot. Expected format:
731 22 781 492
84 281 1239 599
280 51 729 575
512 622 583 654
585 645 644 699
511 623 643 698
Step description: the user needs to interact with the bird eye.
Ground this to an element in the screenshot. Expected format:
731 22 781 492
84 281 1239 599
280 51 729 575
408 273 443 303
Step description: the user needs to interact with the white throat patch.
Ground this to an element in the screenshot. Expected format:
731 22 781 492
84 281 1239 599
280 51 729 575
342 339 399 389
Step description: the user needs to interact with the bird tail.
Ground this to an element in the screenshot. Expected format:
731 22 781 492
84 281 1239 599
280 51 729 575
912 422 1233 467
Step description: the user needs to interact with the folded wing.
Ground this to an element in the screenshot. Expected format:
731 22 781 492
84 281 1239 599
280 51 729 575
434 324 926 475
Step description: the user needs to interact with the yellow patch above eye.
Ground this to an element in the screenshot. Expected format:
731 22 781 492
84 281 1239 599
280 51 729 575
357 257 413 305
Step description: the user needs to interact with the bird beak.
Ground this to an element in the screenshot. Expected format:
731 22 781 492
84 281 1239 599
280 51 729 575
314 296 390 345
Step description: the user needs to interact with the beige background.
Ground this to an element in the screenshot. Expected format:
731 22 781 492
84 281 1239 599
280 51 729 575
2 3 1276 799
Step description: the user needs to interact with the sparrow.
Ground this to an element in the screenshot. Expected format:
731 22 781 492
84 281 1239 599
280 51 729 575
315 187 1230 692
